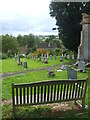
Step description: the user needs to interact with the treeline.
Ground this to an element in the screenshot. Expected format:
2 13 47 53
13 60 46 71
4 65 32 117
1 34 60 58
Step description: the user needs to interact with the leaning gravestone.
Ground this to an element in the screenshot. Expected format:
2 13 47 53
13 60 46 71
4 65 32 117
78 61 85 72
61 65 67 70
23 61 27 69
67 68 77 80
39 56 41 61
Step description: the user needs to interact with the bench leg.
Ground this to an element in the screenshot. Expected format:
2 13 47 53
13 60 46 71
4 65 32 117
13 106 16 118
74 100 77 105
82 98 85 109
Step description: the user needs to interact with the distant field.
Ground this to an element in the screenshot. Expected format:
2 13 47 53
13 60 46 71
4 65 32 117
1 57 75 73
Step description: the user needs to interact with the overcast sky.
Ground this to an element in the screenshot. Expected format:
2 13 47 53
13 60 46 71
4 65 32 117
0 0 58 36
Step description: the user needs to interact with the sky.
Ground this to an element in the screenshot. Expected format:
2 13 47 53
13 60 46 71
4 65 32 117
0 0 58 36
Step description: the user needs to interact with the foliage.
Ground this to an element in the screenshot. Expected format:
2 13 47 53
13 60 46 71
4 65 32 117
33 49 48 57
2 53 8 59
49 2 90 52
2 34 18 56
55 48 61 56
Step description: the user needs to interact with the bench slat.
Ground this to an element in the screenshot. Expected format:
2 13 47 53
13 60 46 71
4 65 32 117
44 85 46 102
30 87 32 103
41 86 43 102
16 88 18 105
20 88 22 104
47 85 50 101
54 85 56 101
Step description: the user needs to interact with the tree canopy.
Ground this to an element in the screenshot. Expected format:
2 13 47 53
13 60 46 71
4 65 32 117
49 2 90 52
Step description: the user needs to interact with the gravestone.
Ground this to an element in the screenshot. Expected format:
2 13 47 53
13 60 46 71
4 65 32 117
50 55 52 60
61 65 67 70
54 55 56 60
47 53 49 59
39 56 41 61
80 56 84 61
67 68 77 80
62 54 64 57
42 54 43 58
44 54 46 58
34 56 36 60
18 53 20 65
72 55 74 60
61 55 63 62
23 61 27 69
67 54 70 59
64 53 66 58
78 61 85 72
14 53 17 60
43 57 45 62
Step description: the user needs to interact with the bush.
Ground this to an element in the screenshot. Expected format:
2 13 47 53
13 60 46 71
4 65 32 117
55 48 61 56
19 54 26 58
2 53 8 59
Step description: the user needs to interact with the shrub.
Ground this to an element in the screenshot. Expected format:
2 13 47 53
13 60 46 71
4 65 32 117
2 53 8 59
19 54 26 58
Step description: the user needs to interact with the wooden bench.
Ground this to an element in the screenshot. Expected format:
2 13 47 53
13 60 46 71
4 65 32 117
12 78 88 112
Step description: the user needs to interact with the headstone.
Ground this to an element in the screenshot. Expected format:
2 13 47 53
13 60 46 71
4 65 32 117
14 53 17 60
43 57 45 62
72 55 74 60
23 61 27 69
61 65 67 70
39 56 41 61
64 53 66 58
67 68 77 80
44 54 46 58
62 54 64 57
47 53 49 59
78 61 85 72
67 54 70 59
34 56 36 60
18 53 20 65
80 56 84 61
50 55 52 60
42 54 43 58
61 55 63 62
54 55 56 60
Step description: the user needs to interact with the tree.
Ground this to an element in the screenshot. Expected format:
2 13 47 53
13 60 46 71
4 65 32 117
2 34 18 56
49 2 90 52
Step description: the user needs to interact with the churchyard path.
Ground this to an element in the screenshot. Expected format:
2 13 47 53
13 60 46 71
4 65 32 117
1 62 74 79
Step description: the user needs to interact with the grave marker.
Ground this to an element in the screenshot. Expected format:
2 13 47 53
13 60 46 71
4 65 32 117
50 55 52 60
54 55 56 60
67 68 77 80
78 61 85 72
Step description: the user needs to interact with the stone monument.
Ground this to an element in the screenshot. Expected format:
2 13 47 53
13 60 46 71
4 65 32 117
78 13 90 63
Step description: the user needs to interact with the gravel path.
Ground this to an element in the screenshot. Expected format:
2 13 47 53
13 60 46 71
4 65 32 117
1 62 74 79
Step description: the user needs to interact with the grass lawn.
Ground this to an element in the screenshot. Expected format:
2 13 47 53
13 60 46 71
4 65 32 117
2 69 89 119
1 56 75 73
2 69 88 102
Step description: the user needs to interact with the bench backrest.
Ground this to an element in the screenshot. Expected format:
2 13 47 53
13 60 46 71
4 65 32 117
12 78 87 107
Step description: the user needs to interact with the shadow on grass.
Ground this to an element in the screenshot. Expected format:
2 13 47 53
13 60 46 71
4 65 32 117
2 105 89 119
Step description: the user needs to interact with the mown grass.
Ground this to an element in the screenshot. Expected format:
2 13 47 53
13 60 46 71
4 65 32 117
1 57 75 73
2 70 88 102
